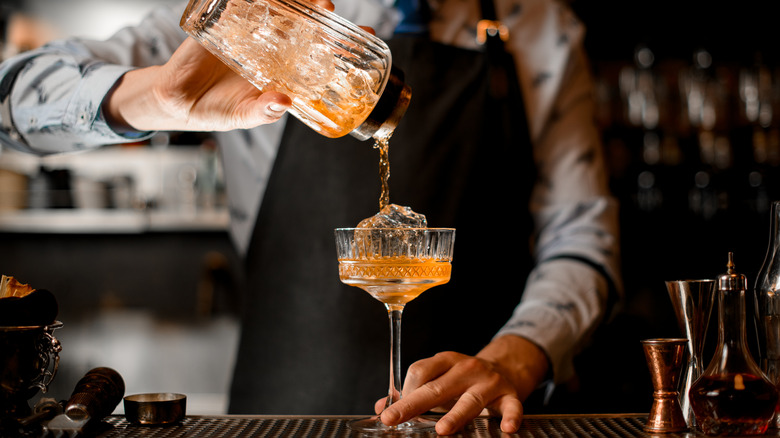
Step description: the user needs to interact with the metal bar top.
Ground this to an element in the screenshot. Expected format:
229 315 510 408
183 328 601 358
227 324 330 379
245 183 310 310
91 414 763 437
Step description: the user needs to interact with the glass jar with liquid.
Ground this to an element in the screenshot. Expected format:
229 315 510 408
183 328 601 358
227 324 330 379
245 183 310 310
755 200 780 429
180 0 411 140
689 253 779 435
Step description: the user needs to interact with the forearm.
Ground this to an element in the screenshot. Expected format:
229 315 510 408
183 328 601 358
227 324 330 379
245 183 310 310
102 65 165 132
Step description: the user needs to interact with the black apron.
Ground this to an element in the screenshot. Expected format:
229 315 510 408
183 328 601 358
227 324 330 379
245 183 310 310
228 31 537 414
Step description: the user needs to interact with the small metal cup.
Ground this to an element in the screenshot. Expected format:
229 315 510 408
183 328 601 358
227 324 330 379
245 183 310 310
124 393 187 425
642 338 688 433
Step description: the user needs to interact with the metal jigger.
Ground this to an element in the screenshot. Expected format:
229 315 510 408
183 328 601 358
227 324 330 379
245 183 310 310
642 338 688 433
666 279 716 428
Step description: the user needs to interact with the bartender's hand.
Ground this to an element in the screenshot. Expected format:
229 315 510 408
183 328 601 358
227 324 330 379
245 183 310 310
378 335 550 435
103 0 337 132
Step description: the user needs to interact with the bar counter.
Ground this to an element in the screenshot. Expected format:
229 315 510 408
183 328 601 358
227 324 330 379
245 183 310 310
91 414 724 437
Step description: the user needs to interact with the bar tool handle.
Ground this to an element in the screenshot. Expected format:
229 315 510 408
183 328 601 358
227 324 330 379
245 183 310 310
65 367 125 421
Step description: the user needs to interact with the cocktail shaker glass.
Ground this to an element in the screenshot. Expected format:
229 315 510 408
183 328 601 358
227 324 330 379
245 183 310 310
180 0 410 140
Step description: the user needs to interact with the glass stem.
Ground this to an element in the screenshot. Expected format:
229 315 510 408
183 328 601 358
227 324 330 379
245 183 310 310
385 304 405 412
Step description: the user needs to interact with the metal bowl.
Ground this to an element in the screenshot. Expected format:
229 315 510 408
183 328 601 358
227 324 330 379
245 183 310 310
123 393 186 425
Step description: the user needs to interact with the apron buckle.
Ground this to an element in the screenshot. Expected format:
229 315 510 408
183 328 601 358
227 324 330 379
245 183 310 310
476 19 509 45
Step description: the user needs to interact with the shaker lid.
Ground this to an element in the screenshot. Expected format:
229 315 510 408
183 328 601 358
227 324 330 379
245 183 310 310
717 252 747 291
350 66 412 141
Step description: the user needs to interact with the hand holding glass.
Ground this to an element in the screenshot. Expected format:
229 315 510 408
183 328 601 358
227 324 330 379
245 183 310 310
334 227 455 432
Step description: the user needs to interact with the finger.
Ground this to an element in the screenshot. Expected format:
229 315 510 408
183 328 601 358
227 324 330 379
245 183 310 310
245 92 291 126
435 390 491 435
382 374 463 426
495 395 523 434
384 355 483 425
311 0 335 11
403 352 463 395
436 388 522 435
360 26 376 35
374 397 385 415
261 100 289 121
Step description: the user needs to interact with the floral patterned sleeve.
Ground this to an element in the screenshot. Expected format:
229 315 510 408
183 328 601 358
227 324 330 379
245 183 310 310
491 0 622 386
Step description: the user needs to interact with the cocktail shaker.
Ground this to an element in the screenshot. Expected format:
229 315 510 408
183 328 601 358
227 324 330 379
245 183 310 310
180 0 411 140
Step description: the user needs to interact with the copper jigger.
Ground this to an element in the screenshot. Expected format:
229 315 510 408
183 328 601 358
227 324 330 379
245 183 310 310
642 338 688 433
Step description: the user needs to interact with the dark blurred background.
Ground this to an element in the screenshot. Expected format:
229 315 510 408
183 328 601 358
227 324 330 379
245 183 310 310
562 0 780 414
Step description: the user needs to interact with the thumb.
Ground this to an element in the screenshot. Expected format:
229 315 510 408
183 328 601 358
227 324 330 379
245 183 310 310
374 397 385 415
237 92 291 127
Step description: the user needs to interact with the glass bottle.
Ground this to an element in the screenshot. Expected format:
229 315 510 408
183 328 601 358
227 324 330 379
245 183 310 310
755 200 780 427
180 0 411 141
690 253 779 435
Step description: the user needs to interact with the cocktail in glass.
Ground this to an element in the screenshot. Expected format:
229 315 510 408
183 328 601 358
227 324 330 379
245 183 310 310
334 227 455 432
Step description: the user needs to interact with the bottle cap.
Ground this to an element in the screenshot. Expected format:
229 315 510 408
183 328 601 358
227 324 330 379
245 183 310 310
350 66 412 141
717 252 747 291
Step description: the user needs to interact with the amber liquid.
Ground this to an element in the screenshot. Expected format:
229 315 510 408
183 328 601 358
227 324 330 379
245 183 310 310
375 135 391 211
690 372 779 435
338 257 452 305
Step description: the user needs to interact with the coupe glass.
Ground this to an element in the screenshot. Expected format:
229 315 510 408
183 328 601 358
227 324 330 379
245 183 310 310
334 227 455 432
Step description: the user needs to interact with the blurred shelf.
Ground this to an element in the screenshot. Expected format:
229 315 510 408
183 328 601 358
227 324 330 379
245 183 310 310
0 208 230 234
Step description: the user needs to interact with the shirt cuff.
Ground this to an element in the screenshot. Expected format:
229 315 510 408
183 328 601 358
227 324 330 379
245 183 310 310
67 63 156 141
95 106 153 140
495 303 577 384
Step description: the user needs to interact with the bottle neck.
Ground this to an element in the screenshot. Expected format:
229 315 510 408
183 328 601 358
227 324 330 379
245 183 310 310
713 287 764 376
764 202 780 270
718 288 746 350
761 202 780 275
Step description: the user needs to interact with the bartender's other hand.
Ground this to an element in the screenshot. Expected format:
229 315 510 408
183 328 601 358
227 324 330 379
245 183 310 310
379 335 549 435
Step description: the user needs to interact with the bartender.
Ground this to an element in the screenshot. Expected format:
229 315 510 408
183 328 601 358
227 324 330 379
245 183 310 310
0 0 620 434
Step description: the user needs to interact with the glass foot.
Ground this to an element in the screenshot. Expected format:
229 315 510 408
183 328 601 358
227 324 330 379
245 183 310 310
348 415 437 433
